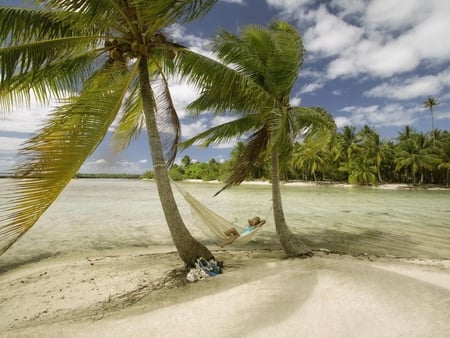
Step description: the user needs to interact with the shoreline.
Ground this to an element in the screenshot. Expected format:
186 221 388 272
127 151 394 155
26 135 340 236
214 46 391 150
181 178 450 190
1 247 449 337
4 176 449 190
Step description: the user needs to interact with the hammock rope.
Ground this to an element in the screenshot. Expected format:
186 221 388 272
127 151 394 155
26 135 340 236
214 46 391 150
172 181 271 244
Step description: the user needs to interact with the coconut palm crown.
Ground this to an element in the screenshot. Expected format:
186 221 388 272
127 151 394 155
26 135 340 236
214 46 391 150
177 21 336 256
423 96 439 146
0 0 217 264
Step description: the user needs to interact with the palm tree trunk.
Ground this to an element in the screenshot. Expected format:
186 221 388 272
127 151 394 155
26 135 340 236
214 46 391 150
377 164 383 183
271 148 312 257
138 58 213 266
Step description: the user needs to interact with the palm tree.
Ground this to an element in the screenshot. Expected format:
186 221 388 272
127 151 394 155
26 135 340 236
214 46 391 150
437 132 450 187
395 133 439 185
178 22 335 257
397 125 416 142
290 130 331 182
0 0 217 265
423 97 438 145
357 126 387 183
346 157 377 185
340 126 361 161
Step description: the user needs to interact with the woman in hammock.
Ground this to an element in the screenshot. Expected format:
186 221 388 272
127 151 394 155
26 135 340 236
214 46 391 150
218 216 266 247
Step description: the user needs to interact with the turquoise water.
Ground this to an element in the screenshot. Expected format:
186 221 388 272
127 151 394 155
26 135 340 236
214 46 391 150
0 179 449 270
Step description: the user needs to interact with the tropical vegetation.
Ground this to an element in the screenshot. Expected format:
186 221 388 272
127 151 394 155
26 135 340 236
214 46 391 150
0 0 218 265
171 125 450 188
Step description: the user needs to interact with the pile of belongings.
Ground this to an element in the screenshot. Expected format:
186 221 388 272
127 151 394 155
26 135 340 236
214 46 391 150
186 257 223 283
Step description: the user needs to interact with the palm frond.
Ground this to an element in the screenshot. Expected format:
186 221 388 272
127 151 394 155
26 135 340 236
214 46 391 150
39 0 119 21
172 0 217 23
152 71 181 166
290 106 336 135
0 6 80 45
266 21 304 99
175 49 277 115
110 77 145 152
0 4 118 43
215 127 270 195
0 49 98 111
134 0 216 30
213 27 272 84
213 21 303 100
1 36 98 81
179 114 260 150
0 61 137 255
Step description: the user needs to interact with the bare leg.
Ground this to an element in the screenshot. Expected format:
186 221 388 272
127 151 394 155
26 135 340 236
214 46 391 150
219 227 240 247
219 234 240 247
224 228 239 237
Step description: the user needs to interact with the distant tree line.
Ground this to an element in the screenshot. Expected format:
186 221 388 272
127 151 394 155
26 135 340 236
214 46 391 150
74 173 140 179
141 125 450 187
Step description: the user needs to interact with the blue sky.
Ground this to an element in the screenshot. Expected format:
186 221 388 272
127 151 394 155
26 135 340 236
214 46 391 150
1 0 450 174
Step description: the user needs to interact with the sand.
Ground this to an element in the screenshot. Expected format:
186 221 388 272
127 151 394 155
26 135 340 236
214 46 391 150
1 248 449 338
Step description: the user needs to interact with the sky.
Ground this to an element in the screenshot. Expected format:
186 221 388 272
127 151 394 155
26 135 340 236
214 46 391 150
1 0 450 174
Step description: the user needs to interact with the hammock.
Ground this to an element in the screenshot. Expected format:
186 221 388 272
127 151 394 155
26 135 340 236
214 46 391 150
173 183 264 244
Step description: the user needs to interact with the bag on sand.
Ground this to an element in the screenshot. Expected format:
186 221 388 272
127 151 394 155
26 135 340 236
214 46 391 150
186 257 223 283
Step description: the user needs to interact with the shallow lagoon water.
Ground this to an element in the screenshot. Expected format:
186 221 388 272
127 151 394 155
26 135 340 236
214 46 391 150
1 179 449 270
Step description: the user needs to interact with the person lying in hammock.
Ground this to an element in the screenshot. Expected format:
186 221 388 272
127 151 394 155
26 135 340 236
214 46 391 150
218 216 266 247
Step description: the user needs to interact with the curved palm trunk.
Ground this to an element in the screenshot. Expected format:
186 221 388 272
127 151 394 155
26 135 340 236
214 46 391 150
138 58 213 265
271 148 312 257
377 167 383 183
430 107 435 147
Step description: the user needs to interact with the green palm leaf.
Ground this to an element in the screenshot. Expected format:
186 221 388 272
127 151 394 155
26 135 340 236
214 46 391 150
1 0 219 264
110 78 145 152
179 114 261 149
175 49 277 115
0 61 138 255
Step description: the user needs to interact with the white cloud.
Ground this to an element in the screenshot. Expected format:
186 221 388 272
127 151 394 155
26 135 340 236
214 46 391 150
290 96 301 106
364 73 447 100
212 140 237 149
169 81 201 118
330 0 368 20
165 24 214 58
365 0 429 31
0 96 56 173
337 104 419 128
80 158 147 174
298 81 325 95
397 12 450 61
0 137 24 173
0 137 25 153
266 0 313 10
181 118 210 139
362 43 420 77
334 116 352 128
0 99 53 134
303 6 363 57
269 0 450 84
327 57 357 79
265 0 315 24
211 115 236 126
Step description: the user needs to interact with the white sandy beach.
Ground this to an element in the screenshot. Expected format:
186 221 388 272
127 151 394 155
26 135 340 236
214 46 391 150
1 248 449 338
